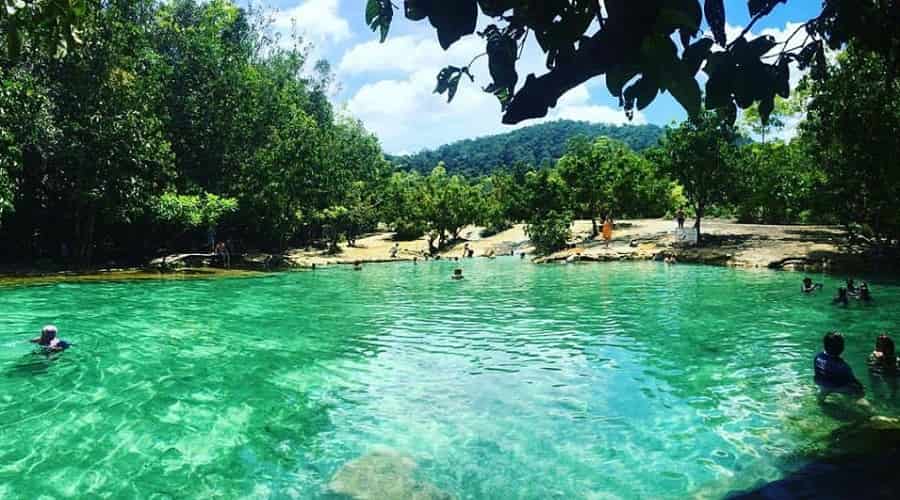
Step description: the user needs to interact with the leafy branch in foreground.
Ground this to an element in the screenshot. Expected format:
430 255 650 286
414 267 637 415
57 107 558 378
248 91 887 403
364 1 900 127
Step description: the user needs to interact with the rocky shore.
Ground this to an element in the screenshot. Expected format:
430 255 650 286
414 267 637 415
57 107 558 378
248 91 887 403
284 219 880 274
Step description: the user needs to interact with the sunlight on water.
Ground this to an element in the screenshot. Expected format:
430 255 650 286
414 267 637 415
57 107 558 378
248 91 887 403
2 260 899 498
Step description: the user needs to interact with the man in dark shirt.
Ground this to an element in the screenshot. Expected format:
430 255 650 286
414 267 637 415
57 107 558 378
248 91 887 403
814 332 864 400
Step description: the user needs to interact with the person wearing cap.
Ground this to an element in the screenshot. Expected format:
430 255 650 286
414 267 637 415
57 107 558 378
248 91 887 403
30 325 70 351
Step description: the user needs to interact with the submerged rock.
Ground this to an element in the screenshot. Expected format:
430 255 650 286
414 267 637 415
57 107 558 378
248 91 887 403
328 449 454 500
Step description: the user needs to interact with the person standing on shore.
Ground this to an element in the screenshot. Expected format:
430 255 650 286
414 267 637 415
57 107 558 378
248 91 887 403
676 209 686 229
602 216 613 249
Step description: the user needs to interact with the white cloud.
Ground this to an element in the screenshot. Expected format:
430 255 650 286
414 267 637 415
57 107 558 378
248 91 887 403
273 0 351 44
339 35 484 75
341 30 642 153
346 71 642 153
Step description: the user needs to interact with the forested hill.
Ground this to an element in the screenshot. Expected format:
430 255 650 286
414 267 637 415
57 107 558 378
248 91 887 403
389 120 664 176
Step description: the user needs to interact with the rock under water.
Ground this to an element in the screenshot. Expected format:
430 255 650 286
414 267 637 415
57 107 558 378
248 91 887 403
328 449 454 500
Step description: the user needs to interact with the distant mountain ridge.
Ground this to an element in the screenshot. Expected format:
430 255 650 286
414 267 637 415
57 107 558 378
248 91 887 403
389 120 665 177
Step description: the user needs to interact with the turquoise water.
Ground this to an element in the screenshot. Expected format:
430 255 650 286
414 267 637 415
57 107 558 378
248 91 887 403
2 260 899 499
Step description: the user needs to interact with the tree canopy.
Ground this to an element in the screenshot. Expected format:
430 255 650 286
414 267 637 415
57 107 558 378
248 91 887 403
365 1 900 126
390 120 663 176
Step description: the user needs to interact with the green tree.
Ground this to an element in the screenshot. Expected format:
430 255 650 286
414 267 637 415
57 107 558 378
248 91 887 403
0 0 89 59
522 166 572 254
557 136 671 235
0 67 58 228
801 46 900 240
655 110 738 243
731 140 820 224
153 192 238 249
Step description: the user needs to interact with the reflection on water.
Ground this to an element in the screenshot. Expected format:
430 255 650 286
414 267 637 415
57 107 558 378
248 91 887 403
1 260 900 498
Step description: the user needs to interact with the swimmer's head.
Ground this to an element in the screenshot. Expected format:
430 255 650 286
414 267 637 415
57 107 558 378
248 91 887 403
40 325 58 344
838 287 847 297
824 332 845 356
876 334 895 358
803 277 812 285
453 268 463 276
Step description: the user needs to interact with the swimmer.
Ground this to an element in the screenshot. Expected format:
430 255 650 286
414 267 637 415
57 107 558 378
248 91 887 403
846 278 859 295
451 268 464 280
413 257 418 265
802 277 823 293
868 334 898 376
833 287 849 306
814 332 865 400
858 282 872 302
29 325 70 352
664 255 677 265
353 261 363 271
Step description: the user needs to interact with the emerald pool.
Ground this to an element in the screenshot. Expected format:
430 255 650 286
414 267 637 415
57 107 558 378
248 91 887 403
2 260 900 499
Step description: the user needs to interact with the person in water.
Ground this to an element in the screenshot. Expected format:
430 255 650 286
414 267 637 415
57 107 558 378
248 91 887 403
833 287 849 306
802 277 823 293
30 325 70 352
353 261 363 271
858 282 872 302
451 268 464 280
868 334 898 376
814 332 864 399
846 278 859 295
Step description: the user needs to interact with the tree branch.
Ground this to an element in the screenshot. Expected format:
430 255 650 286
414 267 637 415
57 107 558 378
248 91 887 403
502 32 619 124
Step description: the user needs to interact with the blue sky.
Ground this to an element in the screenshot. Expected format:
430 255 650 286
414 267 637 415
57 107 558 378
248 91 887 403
254 1 822 154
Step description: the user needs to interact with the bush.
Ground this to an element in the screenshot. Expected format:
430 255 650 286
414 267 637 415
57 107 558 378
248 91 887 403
393 220 426 241
525 210 572 255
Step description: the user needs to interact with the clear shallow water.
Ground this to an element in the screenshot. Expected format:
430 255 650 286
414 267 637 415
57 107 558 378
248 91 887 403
2 260 899 499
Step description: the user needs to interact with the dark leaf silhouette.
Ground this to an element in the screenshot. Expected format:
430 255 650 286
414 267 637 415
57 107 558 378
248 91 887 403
704 0 727 46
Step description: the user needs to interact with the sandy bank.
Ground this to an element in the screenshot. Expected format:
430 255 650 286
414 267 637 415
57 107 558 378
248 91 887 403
285 219 871 273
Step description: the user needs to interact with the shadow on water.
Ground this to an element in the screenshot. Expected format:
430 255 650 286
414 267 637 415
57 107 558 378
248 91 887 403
4 351 64 378
728 417 900 499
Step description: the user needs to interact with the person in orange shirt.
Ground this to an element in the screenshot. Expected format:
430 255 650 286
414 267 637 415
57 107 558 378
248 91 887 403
602 216 613 248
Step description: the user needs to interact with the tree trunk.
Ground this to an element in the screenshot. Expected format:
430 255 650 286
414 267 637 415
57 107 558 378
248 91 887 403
694 203 704 246
75 206 96 266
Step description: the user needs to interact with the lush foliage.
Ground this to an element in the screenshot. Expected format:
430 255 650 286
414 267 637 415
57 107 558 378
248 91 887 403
800 46 900 240
731 141 820 224
390 120 663 176
3 1 900 265
558 136 670 235
0 0 387 264
653 110 739 241
363 1 899 127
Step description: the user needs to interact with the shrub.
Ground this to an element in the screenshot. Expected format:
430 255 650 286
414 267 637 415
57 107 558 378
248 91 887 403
525 210 572 255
